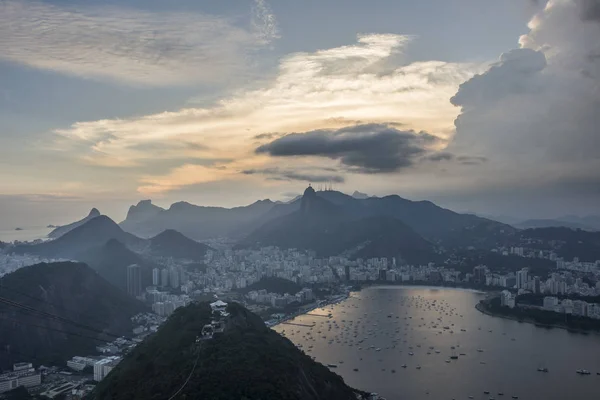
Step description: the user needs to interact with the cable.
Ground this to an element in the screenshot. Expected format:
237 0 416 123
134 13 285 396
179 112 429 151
0 296 132 341
0 316 111 344
166 350 201 400
0 284 115 328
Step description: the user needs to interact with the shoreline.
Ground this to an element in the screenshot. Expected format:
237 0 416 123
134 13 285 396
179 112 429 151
475 302 600 336
271 284 489 328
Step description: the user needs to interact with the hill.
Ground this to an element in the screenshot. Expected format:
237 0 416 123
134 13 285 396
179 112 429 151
0 262 146 369
14 216 143 259
119 199 276 240
79 239 155 292
239 187 434 263
149 229 213 261
92 302 369 400
48 208 101 239
515 218 596 231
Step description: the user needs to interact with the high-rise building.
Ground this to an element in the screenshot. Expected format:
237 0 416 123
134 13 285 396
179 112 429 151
126 264 142 298
152 268 160 286
473 265 487 284
516 268 528 290
532 276 541 294
160 268 169 287
170 268 180 289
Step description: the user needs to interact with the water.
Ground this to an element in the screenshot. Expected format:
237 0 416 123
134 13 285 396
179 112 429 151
0 227 51 243
274 286 600 400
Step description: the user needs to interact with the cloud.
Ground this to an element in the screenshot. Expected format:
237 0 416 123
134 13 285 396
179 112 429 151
578 0 600 21
51 33 481 193
256 123 442 173
447 0 600 203
424 152 454 162
242 168 345 183
0 0 277 86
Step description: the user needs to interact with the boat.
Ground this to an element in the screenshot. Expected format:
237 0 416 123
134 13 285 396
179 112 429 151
353 368 359 372
401 364 407 368
576 369 591 375
416 366 421 369
327 364 338 368
537 367 549 372
477 349 484 352
512 396 519 399
484 391 490 394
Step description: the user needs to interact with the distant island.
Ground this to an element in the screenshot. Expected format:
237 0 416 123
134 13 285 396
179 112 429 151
14 227 23 231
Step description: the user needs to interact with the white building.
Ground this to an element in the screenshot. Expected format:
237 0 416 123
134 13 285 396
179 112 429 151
93 356 121 382
0 364 41 393
543 296 559 311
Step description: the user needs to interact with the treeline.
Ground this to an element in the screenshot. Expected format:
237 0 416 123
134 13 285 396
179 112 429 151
484 298 600 332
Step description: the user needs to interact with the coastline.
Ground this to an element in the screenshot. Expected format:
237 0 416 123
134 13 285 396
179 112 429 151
352 281 490 295
475 302 600 336
270 284 489 328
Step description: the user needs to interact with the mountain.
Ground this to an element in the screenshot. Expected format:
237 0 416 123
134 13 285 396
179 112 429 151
48 208 101 239
15 215 143 259
239 187 434 262
556 215 600 231
148 229 213 261
14 216 143 259
0 262 146 369
250 190 513 249
119 200 165 232
92 302 369 400
79 239 155 292
119 199 277 240
514 219 596 231
352 190 369 199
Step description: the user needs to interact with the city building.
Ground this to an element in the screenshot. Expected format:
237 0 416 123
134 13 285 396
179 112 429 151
127 264 142 298
93 356 122 381
152 268 160 286
0 363 41 394
517 268 528 290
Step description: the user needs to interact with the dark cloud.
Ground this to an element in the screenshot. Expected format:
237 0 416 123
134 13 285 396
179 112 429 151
425 152 454 162
255 123 442 174
577 0 600 22
456 155 488 165
242 168 344 183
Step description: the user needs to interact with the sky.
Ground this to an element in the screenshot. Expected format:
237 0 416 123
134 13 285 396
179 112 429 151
1 0 599 227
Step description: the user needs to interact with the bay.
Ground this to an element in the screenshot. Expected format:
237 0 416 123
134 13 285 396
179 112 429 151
274 286 600 400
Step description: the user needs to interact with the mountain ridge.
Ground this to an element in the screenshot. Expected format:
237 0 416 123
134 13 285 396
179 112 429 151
48 208 101 239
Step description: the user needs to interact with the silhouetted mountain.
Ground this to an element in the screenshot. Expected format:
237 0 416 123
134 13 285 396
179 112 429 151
79 239 155 292
92 302 368 400
248 189 512 251
515 219 596 231
351 190 369 199
556 215 600 231
119 199 277 240
48 208 101 239
120 200 165 231
14 216 143 259
0 262 146 369
240 187 433 262
149 229 213 261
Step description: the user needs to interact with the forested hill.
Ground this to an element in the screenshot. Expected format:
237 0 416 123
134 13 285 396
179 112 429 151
93 302 369 400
